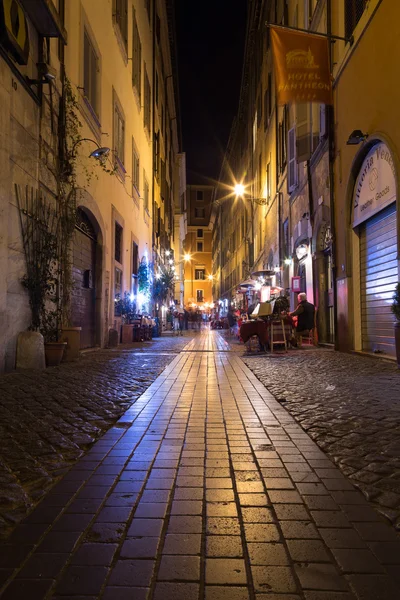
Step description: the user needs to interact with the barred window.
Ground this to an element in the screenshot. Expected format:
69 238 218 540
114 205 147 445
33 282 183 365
114 102 125 165
132 8 142 100
83 29 99 117
115 222 123 263
115 0 128 48
132 138 140 194
144 65 151 132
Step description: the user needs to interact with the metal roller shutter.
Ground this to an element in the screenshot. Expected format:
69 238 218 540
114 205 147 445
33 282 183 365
360 202 398 356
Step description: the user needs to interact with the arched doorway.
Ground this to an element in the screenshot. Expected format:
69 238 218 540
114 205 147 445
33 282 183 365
71 208 97 348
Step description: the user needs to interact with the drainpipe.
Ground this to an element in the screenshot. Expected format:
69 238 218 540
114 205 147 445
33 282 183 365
327 0 339 350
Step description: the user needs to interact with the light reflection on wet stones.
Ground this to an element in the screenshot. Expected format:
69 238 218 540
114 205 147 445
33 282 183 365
0 336 188 539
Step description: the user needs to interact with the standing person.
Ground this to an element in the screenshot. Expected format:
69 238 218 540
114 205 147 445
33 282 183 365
289 292 315 346
178 309 184 336
184 307 189 330
173 310 180 336
227 308 236 336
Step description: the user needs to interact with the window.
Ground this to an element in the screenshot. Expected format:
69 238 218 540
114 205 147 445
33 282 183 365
115 222 123 263
195 207 205 218
278 107 288 174
196 289 204 302
144 173 149 213
145 0 151 21
115 0 128 48
345 0 367 39
83 29 99 117
197 229 203 238
132 9 142 100
265 163 271 202
114 267 123 314
196 190 203 201
132 138 140 194
132 242 139 277
197 241 203 252
288 126 298 192
144 65 151 132
195 269 206 280
113 102 125 166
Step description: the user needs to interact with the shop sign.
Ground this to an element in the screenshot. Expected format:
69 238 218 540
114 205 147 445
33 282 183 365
270 25 332 105
292 276 301 292
353 142 396 227
0 0 30 65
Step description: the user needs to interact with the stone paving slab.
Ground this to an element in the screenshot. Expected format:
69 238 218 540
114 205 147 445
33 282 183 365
0 331 399 599
0 335 189 539
239 343 400 528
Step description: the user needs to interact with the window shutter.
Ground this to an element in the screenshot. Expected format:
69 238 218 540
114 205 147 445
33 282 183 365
296 103 311 162
288 126 298 193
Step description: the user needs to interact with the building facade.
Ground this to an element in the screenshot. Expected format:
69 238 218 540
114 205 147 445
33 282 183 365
183 185 214 310
213 0 398 359
332 0 399 358
0 0 184 372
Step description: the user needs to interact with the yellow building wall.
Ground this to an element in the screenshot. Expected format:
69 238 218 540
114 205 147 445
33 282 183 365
332 0 400 351
183 229 213 308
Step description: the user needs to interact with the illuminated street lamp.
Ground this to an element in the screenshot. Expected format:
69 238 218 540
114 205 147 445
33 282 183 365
207 274 213 281
184 253 191 262
234 183 268 206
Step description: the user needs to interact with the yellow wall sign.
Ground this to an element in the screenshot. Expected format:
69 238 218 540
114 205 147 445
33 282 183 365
0 0 30 65
270 25 332 105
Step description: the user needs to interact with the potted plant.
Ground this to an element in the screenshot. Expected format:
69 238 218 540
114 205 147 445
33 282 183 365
391 283 400 367
41 309 67 367
116 292 137 343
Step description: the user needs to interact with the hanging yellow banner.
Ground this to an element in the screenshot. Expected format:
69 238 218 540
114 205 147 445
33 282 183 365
270 25 332 105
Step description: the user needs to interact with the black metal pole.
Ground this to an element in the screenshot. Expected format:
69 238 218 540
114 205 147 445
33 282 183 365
265 21 352 44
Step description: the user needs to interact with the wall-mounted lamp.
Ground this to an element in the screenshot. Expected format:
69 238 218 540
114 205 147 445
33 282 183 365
346 130 368 145
26 72 56 86
71 138 110 160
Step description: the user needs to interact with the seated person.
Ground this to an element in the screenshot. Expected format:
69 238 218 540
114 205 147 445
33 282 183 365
288 292 315 346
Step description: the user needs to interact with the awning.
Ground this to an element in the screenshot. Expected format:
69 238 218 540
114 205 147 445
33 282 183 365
238 278 255 288
251 269 275 278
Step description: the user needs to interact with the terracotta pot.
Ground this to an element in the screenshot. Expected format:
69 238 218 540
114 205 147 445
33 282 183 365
60 327 82 361
44 342 67 367
395 322 400 368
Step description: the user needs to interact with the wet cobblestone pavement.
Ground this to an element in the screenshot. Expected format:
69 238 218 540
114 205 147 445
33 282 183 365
0 334 189 540
241 344 400 529
0 331 399 599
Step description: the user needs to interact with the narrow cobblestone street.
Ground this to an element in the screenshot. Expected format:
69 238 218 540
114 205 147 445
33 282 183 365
0 330 400 599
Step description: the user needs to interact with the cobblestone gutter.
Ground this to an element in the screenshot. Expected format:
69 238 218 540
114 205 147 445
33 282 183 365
242 347 400 529
0 337 188 539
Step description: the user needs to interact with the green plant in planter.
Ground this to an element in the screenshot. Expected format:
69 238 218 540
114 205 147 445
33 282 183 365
391 283 400 322
153 269 175 303
115 292 137 323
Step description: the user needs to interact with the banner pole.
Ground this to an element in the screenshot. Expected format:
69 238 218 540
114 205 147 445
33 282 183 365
266 22 353 45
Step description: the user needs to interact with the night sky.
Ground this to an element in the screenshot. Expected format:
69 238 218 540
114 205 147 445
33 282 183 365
175 0 248 184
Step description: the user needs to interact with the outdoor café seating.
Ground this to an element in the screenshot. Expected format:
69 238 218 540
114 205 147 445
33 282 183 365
239 301 294 353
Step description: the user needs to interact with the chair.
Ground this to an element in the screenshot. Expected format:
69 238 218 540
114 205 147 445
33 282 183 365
132 315 144 342
270 318 288 353
298 308 318 347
